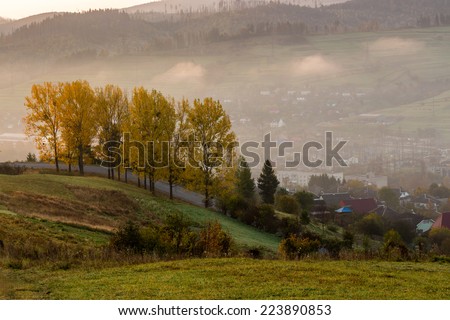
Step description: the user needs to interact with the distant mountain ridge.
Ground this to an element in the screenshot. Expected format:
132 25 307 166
1 0 450 62
0 12 58 35
124 0 349 14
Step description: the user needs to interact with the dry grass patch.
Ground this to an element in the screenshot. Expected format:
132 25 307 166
1 186 141 230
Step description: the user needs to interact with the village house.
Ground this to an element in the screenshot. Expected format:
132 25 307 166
432 212 450 230
416 219 435 234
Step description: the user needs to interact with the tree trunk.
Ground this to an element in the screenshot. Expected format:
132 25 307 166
54 150 60 173
169 169 174 200
204 171 210 208
144 173 147 190
148 167 155 195
53 134 60 173
78 144 84 176
150 172 155 195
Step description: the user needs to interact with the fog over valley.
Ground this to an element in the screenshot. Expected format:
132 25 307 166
2 0 450 190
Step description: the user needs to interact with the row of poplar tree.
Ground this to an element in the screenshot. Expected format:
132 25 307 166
23 80 237 207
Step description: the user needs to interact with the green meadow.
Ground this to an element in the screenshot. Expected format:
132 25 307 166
2 258 449 299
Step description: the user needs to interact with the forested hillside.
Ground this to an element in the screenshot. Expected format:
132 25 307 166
2 0 450 62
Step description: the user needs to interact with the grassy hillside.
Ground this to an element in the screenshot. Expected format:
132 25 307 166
1 173 449 300
2 258 449 299
0 173 280 252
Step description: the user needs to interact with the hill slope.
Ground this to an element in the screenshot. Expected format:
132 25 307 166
0 13 57 35
0 173 280 252
1 173 449 300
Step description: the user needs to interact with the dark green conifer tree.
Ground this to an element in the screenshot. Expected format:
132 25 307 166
257 159 279 204
236 156 255 200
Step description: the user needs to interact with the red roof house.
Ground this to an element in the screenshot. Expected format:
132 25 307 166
432 212 450 230
339 198 378 214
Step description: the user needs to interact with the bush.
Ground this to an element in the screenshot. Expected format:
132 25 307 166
322 238 344 258
164 212 191 254
110 221 143 253
197 222 233 257
245 247 263 259
300 209 310 225
327 224 338 232
278 217 300 237
342 231 354 249
275 195 299 214
356 213 385 237
235 206 257 225
0 163 26 175
227 195 249 218
414 236 431 255
441 238 450 255
216 194 248 216
383 229 409 260
389 220 415 244
112 218 235 258
254 204 279 233
429 228 450 255
429 228 450 246
140 225 171 255
278 233 321 260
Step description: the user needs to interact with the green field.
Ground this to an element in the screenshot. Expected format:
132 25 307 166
2 258 449 299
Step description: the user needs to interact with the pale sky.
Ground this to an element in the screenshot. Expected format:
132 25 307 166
1 1 156 20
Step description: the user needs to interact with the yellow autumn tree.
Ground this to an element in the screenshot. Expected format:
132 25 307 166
127 87 177 194
60 80 96 175
187 98 236 208
151 97 192 200
152 95 178 198
127 87 153 190
23 82 64 172
166 98 191 199
95 84 129 180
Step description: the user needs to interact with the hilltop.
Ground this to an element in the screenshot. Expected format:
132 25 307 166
0 13 57 36
124 0 350 14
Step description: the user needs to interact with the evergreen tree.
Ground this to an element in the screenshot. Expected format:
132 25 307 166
257 159 279 204
236 156 255 199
